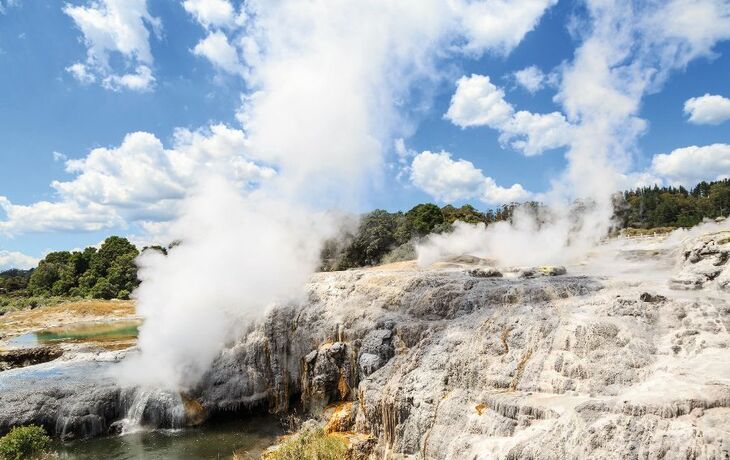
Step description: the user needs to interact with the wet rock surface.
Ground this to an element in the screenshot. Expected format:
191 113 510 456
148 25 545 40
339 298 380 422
0 360 122 440
0 345 63 370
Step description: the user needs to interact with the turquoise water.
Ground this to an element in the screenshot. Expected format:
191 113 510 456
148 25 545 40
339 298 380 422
8 320 139 348
56 416 282 460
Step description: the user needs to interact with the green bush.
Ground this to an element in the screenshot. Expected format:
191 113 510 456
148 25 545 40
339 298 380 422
0 425 51 460
268 427 347 460
381 242 416 264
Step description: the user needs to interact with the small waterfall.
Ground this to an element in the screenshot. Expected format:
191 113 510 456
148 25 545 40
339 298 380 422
119 389 154 434
119 388 187 434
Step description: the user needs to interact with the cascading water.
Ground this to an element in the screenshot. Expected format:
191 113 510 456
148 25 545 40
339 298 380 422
118 388 187 434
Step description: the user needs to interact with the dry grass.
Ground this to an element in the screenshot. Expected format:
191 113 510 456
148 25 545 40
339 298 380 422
263 427 348 460
622 227 676 237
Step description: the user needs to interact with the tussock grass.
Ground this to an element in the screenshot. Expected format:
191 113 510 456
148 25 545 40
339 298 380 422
621 227 676 237
263 427 347 460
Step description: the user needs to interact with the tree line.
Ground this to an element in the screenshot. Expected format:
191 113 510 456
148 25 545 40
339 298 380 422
616 179 730 228
0 237 168 300
3 179 729 300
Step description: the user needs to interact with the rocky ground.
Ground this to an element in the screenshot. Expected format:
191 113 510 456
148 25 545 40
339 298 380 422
1 225 729 459
200 224 730 459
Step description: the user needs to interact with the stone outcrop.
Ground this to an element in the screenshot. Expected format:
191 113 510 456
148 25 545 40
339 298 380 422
0 345 62 371
671 231 730 290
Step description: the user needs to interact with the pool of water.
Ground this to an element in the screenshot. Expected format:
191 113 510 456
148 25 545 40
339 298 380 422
55 416 283 460
8 320 140 348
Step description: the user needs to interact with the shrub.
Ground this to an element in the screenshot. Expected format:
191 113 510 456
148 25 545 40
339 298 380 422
381 242 416 264
267 426 347 460
0 425 51 460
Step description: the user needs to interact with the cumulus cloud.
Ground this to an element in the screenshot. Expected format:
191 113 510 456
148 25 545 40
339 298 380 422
0 125 274 235
651 144 730 186
182 0 237 29
684 94 730 125
192 31 245 76
513 65 545 93
0 196 121 234
446 74 573 156
446 74 513 127
453 0 558 55
0 250 38 271
410 150 530 205
64 0 161 91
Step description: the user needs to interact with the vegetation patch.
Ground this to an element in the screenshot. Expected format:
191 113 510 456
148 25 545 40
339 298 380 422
0 425 51 460
264 426 348 460
621 227 676 237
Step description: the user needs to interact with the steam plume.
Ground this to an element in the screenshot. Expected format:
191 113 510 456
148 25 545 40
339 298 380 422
418 0 730 268
119 0 558 389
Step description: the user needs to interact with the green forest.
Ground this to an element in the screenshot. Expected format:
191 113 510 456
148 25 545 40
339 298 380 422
2 179 729 302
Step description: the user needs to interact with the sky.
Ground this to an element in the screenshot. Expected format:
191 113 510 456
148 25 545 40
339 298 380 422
1 0 730 269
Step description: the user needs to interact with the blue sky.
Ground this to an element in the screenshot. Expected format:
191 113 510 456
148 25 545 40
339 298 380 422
1 0 730 268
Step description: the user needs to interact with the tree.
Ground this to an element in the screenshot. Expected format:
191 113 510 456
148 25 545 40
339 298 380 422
335 210 401 269
107 252 139 297
0 269 32 295
91 236 139 278
90 278 117 300
405 203 444 236
27 251 70 295
441 204 486 225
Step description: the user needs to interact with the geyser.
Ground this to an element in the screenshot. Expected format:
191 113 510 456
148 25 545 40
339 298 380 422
117 0 562 391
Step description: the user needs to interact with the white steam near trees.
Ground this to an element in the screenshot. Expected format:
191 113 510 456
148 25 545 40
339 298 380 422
118 0 559 390
417 0 730 268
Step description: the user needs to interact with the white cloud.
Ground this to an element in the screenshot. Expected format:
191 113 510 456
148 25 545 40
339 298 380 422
394 138 414 160
192 31 244 76
0 250 39 271
651 144 730 186
65 63 96 84
446 74 513 128
446 74 572 156
410 150 530 205
0 197 121 234
684 94 730 125
102 65 155 91
182 0 237 29
499 110 573 156
513 65 545 93
454 0 558 55
64 0 161 91
52 151 68 162
0 125 275 235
